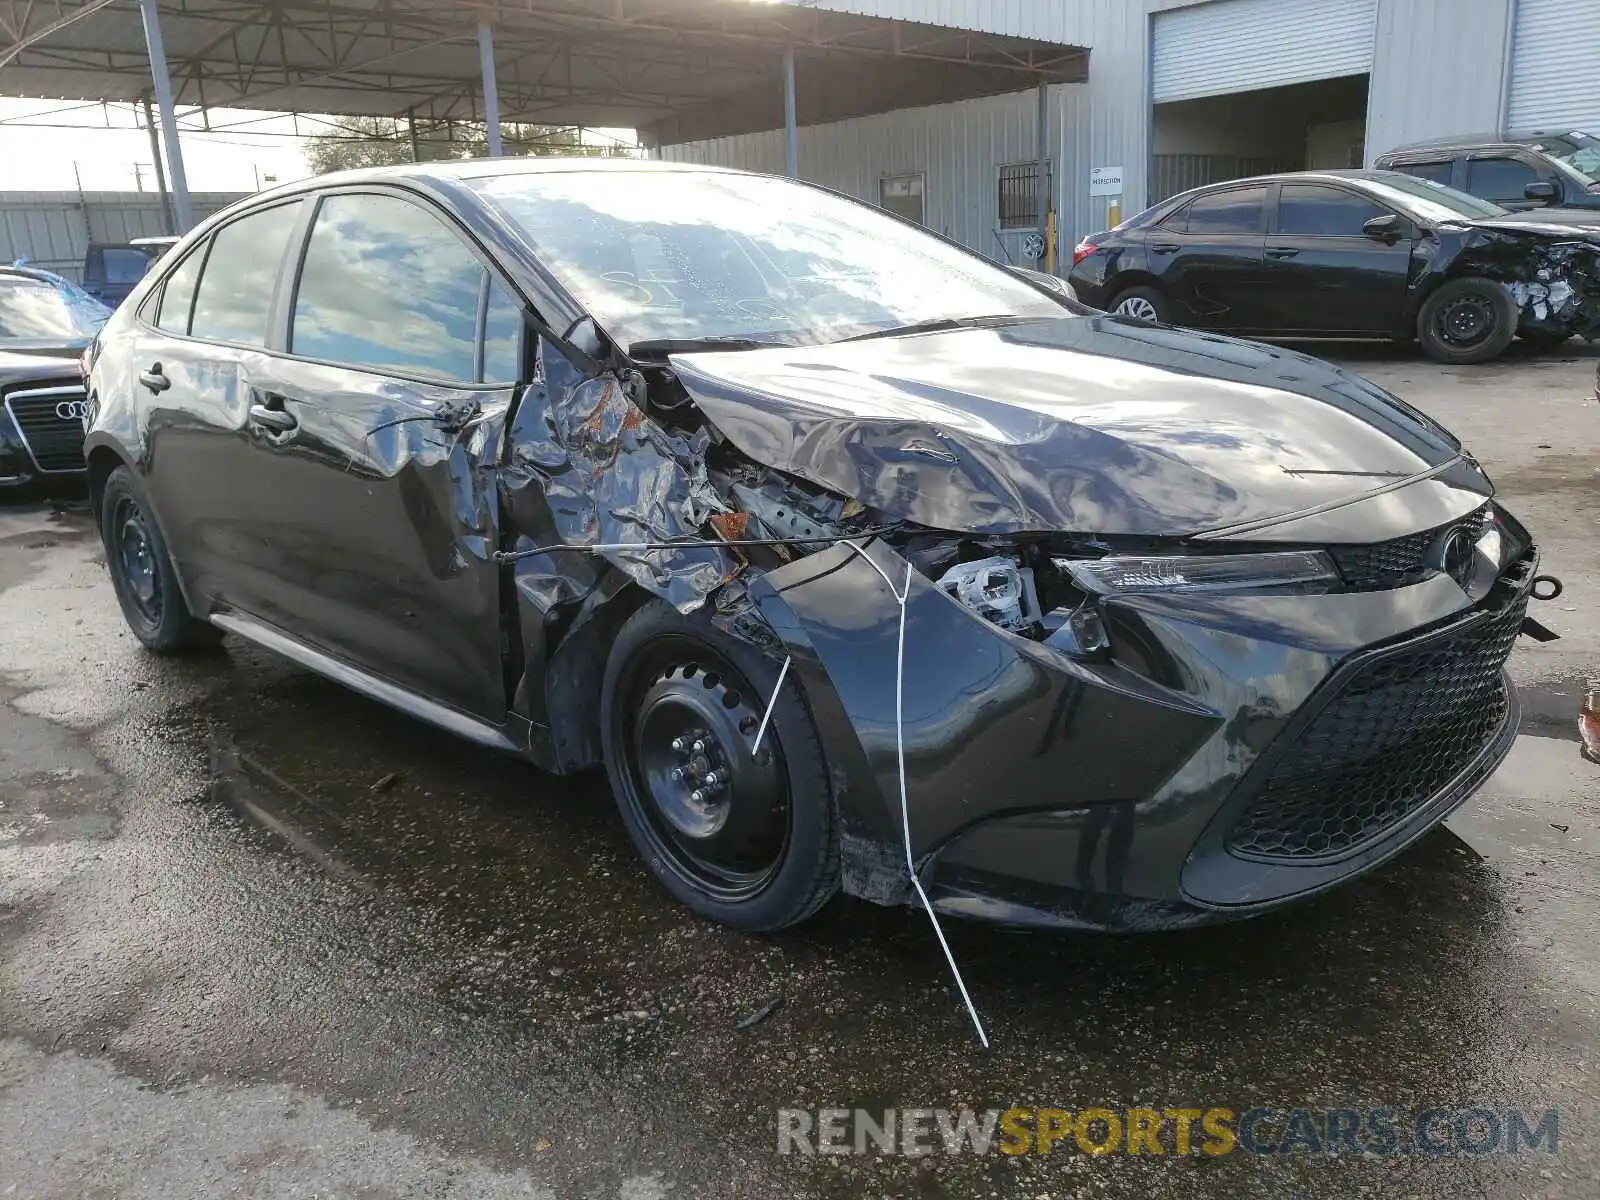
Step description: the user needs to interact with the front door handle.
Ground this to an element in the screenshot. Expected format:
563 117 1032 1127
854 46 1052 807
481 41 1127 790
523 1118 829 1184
1266 247 1300 259
248 403 297 432
1150 242 1181 255
138 365 170 393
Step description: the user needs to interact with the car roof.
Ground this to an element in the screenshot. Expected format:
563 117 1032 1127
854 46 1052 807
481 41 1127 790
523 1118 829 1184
1380 131 1576 156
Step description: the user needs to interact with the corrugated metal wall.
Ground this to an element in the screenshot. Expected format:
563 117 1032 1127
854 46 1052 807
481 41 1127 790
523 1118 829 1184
0 192 243 281
1507 0 1600 132
660 87 1087 264
1367 0 1511 160
675 0 1530 242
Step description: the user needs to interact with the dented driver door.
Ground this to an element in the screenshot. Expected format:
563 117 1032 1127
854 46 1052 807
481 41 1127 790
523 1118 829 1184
232 189 525 722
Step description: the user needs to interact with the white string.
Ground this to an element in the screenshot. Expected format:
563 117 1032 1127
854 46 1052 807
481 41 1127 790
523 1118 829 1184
842 542 990 1048
751 654 792 756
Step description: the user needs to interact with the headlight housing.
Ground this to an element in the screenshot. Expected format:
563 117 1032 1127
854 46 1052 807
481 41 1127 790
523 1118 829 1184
1056 550 1338 596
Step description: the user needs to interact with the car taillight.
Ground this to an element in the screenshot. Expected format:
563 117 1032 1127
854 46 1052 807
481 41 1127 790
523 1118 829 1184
1072 239 1098 266
78 346 92 380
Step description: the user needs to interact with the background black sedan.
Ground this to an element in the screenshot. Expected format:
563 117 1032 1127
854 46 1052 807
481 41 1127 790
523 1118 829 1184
0 267 109 488
1068 169 1600 364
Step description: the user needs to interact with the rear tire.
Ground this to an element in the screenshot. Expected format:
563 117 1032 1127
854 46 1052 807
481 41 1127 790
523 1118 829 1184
1110 285 1166 324
600 600 838 932
99 466 220 654
1417 278 1518 364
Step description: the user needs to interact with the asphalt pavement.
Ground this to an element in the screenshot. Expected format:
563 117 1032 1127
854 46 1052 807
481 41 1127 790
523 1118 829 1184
1 341 1596 1199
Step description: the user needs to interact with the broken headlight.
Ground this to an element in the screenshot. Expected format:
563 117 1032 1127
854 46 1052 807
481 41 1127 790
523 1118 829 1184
937 556 1042 634
1056 550 1337 596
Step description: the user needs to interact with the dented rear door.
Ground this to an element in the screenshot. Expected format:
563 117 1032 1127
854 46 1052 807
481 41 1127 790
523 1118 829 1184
230 188 520 721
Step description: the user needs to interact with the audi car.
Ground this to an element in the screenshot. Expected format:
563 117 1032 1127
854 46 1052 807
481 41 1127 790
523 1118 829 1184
81 159 1557 934
1069 170 1600 364
1 266 110 489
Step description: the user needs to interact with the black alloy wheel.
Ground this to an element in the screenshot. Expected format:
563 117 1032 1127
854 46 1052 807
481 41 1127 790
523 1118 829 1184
602 602 838 931
99 466 220 653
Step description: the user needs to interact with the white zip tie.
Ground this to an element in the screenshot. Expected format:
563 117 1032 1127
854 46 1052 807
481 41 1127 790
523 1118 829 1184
751 654 792 756
843 542 990 1049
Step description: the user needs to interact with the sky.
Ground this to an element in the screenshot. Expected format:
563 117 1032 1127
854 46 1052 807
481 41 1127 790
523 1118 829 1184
0 98 634 194
0 98 315 193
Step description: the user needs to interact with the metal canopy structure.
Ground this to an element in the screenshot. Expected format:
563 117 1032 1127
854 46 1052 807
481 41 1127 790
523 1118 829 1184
0 1 1087 134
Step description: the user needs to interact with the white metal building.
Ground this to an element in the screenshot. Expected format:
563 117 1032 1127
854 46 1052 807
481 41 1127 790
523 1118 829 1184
655 0 1600 260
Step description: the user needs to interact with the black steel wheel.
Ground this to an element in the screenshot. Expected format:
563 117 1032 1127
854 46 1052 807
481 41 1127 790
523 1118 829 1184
99 466 220 653
1417 278 1517 365
601 601 838 931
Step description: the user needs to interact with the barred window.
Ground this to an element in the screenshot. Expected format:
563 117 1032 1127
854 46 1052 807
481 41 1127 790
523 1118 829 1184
999 161 1050 229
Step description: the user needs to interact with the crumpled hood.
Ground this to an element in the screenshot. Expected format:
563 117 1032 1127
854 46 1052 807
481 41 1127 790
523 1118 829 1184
671 316 1471 537
1462 210 1600 237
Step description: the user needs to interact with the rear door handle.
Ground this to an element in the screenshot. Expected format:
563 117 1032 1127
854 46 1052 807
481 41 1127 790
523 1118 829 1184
138 365 170 393
1266 247 1300 259
248 403 298 432
1150 242 1181 255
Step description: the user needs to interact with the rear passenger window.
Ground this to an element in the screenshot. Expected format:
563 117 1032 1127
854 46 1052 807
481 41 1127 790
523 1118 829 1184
291 192 482 382
155 247 204 333
1465 157 1540 203
1277 185 1388 236
189 202 303 347
1184 186 1267 234
1400 160 1454 185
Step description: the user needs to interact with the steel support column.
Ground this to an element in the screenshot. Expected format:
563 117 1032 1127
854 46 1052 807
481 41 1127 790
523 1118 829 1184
141 96 174 235
1036 78 1050 269
478 22 503 157
138 0 192 232
783 48 798 178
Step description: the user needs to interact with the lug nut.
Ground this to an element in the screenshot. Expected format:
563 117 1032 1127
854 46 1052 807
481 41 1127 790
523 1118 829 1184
671 737 686 752
690 789 706 804
692 739 707 754
703 771 720 786
670 767 685 781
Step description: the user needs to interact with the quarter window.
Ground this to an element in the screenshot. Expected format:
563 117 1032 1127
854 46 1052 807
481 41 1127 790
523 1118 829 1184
155 247 204 334
1277 186 1388 237
188 201 303 347
291 192 483 382
1184 187 1267 234
1464 157 1540 203
481 279 523 383
1399 160 1453 185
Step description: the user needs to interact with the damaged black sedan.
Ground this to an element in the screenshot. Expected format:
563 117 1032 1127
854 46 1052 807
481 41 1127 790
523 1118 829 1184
1070 169 1600 363
83 160 1558 934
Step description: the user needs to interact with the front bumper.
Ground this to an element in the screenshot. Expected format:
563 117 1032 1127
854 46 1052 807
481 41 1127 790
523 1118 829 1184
749 535 1535 932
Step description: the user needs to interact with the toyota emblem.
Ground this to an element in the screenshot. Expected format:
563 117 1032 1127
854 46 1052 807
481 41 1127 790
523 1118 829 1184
1438 525 1477 587
54 399 91 421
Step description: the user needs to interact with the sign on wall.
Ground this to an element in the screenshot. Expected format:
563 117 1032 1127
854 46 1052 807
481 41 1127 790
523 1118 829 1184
1090 166 1124 196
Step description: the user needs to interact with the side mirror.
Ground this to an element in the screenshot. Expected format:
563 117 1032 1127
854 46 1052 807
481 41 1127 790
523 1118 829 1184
1524 180 1559 204
1362 213 1405 244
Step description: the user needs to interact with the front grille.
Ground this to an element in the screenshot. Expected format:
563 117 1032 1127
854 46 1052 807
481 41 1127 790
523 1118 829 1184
4 383 87 473
1329 506 1490 589
1228 566 1528 860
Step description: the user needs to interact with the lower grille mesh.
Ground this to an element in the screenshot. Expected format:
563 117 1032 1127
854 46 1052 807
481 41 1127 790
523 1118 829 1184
1228 573 1527 860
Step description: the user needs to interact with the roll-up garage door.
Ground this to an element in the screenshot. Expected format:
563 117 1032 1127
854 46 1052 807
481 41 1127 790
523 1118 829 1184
1152 0 1377 104
1507 0 1600 132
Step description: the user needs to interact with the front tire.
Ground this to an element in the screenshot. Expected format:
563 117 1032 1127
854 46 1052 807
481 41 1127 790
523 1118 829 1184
601 601 838 932
1110 285 1166 323
1417 278 1517 364
99 466 220 653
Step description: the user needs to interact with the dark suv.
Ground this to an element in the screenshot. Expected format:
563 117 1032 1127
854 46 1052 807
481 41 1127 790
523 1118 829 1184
1375 131 1600 212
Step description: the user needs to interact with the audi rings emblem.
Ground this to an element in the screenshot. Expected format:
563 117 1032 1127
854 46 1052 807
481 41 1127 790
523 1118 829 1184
55 399 91 420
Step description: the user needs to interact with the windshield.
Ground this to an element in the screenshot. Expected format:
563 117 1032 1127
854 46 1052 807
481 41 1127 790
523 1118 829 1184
1534 132 1600 184
1361 173 1509 222
0 277 109 340
469 170 1062 348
